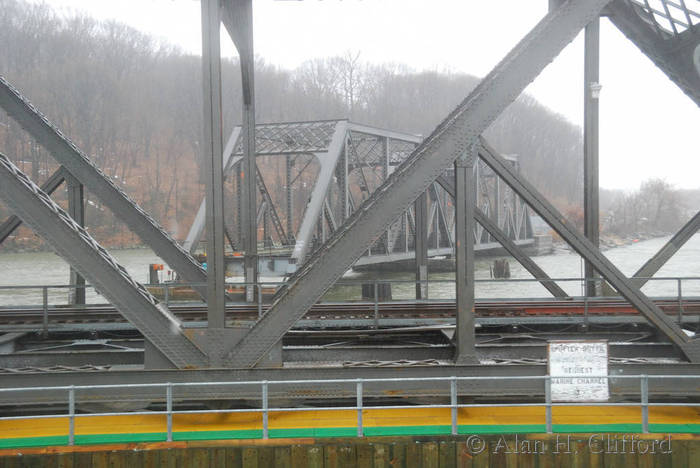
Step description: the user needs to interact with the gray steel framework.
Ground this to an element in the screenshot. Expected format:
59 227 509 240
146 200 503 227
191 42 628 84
222 0 259 296
0 153 207 369
477 138 700 361
0 166 65 244
221 0 614 368
201 0 227 326
435 175 568 298
183 120 533 271
0 76 208 297
631 212 700 288
609 0 700 106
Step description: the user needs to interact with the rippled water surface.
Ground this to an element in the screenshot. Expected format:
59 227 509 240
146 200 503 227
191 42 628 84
0 234 698 306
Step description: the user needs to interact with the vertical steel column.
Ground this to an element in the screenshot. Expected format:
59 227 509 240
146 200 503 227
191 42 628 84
223 0 258 301
414 192 428 299
65 173 85 305
454 153 477 364
201 0 226 327
584 16 601 297
286 155 294 244
241 8 258 302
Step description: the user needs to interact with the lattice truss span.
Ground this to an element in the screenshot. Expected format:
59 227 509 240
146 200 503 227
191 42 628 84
611 0 700 104
183 120 534 268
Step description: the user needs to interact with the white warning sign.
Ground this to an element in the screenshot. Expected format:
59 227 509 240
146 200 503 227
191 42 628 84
548 340 609 402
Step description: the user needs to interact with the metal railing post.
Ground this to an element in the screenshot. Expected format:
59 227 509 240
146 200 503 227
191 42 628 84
545 376 552 434
262 381 269 439
42 286 49 337
373 281 379 329
356 379 363 437
450 377 458 435
641 374 649 433
164 284 170 307
583 292 589 326
166 383 173 442
68 386 75 446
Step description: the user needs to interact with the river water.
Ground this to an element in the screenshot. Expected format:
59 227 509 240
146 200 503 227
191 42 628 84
0 234 698 306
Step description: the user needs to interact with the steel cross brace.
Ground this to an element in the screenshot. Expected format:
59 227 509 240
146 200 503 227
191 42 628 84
221 0 613 368
631 211 700 288
0 76 208 297
291 121 348 263
435 175 568 298
0 153 207 368
477 139 700 361
0 165 65 244
608 0 700 106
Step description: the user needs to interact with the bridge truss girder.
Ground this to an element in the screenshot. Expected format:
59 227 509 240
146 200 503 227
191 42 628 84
608 0 700 107
0 76 208 297
0 153 207 369
221 0 617 368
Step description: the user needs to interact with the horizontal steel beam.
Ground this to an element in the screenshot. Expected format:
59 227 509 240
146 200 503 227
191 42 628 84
477 139 700 362
0 363 699 405
0 153 207 369
0 340 676 369
0 76 207 296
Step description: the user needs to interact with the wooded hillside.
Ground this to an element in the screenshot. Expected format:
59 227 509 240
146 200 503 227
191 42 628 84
0 0 587 252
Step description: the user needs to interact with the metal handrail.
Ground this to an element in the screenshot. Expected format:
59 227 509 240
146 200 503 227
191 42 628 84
1 374 699 445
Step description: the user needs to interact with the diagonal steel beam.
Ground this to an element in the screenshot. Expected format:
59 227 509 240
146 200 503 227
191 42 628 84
0 153 207 368
183 128 242 253
0 76 208 296
436 174 568 298
608 0 700 106
222 0 613 368
255 166 287 242
631 211 700 288
0 166 65 244
291 121 348 263
477 138 700 361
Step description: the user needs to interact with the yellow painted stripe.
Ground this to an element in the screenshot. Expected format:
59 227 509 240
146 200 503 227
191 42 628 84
1 406 699 439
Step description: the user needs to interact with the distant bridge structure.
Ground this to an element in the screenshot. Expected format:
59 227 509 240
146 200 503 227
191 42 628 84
0 0 697 396
182 120 534 276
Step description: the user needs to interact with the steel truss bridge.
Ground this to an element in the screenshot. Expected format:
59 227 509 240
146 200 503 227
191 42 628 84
182 119 534 275
0 0 698 405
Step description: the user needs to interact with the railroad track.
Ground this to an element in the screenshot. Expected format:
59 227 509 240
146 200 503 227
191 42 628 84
0 299 697 327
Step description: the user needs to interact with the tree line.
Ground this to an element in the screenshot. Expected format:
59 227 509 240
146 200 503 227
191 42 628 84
4 0 677 252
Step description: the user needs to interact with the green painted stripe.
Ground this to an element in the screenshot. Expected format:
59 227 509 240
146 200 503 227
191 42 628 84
0 435 68 448
458 425 547 434
649 424 700 433
364 425 451 437
173 430 262 441
270 427 357 438
75 432 165 445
